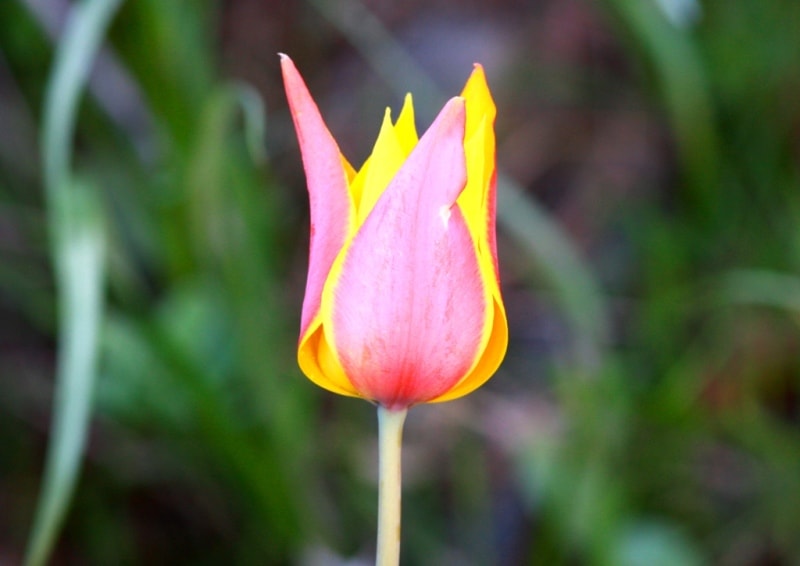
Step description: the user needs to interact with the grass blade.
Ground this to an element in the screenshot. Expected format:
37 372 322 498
25 181 106 566
40 0 125 203
24 0 122 563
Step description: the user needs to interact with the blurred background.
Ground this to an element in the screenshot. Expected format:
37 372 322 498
2 0 800 564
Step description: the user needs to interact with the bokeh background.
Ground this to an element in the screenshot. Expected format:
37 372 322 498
2 0 800 564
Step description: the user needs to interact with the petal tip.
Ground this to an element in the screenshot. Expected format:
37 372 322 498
443 96 466 116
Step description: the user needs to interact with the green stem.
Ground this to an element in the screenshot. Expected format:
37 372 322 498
376 405 407 566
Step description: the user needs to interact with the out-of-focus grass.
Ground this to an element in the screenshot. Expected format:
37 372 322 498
1 0 800 564
25 0 119 563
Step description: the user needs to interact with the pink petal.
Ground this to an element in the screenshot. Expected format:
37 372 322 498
281 55 353 336
326 98 489 409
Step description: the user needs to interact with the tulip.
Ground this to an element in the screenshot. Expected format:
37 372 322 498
281 55 507 410
282 54 508 566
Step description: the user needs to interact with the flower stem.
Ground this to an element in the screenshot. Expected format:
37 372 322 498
376 405 407 566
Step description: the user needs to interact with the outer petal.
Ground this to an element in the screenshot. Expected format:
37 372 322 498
282 55 360 396
428 298 506 402
322 98 491 409
281 55 354 336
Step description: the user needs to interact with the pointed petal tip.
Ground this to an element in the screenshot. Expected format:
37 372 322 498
279 54 301 78
469 63 486 80
444 96 466 112
428 97 466 144
279 53 293 68
280 54 296 78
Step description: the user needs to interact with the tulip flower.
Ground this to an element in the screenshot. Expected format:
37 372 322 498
281 55 507 410
281 55 507 565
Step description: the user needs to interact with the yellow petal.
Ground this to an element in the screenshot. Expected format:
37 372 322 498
341 154 357 183
394 93 418 156
298 318 362 398
431 64 507 403
458 116 489 244
458 65 497 243
461 64 497 141
357 108 406 224
348 157 370 210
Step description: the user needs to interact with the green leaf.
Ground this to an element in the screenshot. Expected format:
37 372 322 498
25 180 106 566
24 0 121 563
